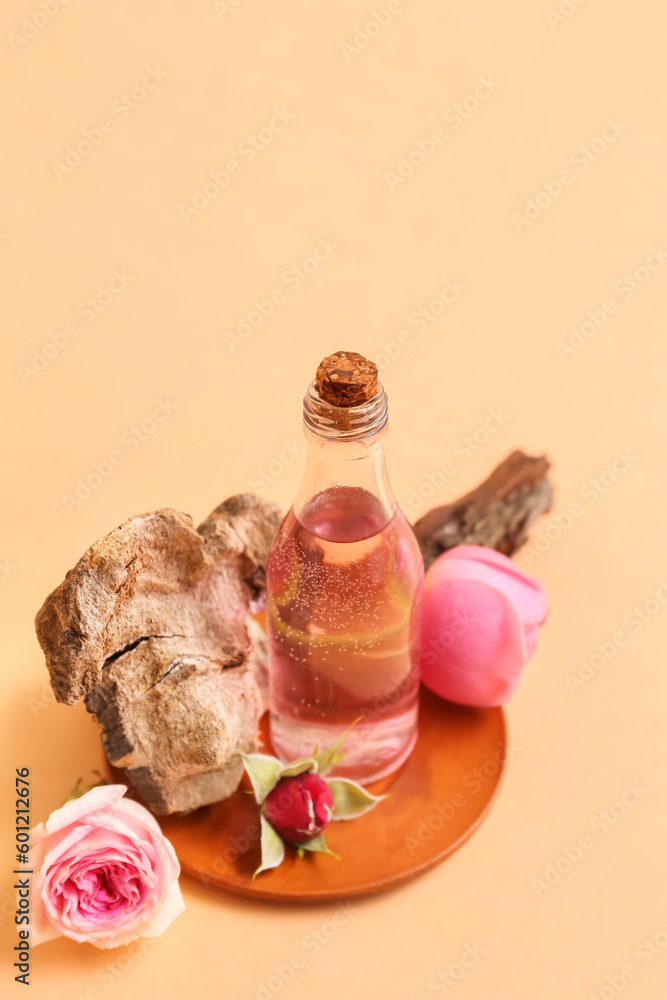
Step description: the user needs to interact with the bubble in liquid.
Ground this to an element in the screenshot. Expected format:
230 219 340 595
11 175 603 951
267 487 423 781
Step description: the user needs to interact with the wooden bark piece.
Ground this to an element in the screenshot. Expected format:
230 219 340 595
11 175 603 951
412 450 553 570
35 495 282 814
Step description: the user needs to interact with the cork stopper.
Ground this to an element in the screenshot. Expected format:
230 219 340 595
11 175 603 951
315 351 378 407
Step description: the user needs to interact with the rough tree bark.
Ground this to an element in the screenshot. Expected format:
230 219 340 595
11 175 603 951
35 495 282 815
412 450 553 570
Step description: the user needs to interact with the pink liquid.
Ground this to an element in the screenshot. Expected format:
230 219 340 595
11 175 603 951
267 486 423 781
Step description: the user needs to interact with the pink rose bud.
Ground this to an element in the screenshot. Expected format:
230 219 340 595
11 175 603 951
264 772 334 844
420 545 548 707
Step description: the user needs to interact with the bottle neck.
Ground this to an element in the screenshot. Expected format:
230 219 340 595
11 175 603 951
293 382 396 540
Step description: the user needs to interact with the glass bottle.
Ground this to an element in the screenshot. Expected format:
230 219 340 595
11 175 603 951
267 354 423 782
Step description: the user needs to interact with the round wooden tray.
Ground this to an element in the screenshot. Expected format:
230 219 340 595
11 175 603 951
155 687 507 902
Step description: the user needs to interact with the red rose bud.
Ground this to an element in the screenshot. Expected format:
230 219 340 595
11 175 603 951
264 772 334 844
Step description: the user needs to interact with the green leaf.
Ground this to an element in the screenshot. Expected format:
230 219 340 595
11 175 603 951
296 833 340 860
327 778 387 820
312 744 345 778
240 753 283 804
253 815 285 878
312 718 361 777
278 757 317 779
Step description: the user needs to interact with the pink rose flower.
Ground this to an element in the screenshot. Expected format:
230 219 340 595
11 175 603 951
420 545 548 707
30 785 185 949
263 772 334 844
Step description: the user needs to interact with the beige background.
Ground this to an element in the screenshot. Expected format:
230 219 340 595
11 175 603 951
1 1 666 997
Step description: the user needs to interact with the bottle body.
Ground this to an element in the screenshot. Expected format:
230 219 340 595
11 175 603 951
267 384 423 782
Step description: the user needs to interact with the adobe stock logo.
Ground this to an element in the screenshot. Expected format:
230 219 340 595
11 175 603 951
565 579 667 694
520 450 638 564
530 781 648 899
247 439 306 494
587 920 667 1000
511 118 628 233
51 67 169 180
8 0 70 53
179 108 296 223
339 1 413 62
415 943 487 999
223 237 339 353
384 76 501 192
213 0 246 17
402 407 511 515
403 740 519 856
17 269 135 384
372 278 467 371
555 247 667 362
61 398 179 513
546 0 589 29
